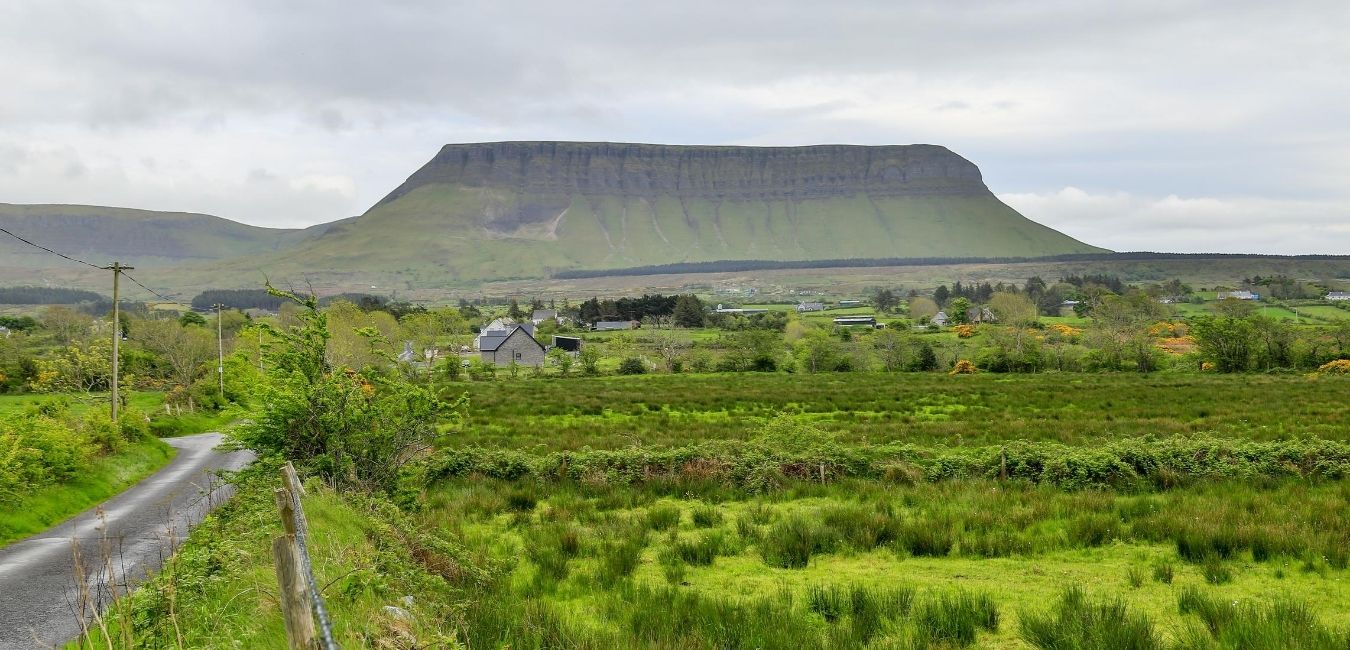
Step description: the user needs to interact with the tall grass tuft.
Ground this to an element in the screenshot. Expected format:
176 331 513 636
644 504 681 531
524 522 584 582
673 531 725 566
759 515 836 569
1177 587 1350 649
910 589 999 647
692 503 724 528
1020 585 1163 649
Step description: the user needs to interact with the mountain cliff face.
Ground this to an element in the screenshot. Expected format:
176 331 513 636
273 142 1103 283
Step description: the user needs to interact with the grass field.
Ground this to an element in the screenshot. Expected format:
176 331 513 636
77 372 1350 648
451 373 1349 451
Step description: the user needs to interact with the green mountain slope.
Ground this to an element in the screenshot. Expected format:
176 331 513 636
254 142 1104 285
0 203 344 269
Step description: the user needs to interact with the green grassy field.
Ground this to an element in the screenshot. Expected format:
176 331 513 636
76 372 1350 648
452 373 1349 450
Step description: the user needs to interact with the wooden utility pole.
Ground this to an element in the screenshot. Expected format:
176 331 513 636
102 262 133 423
213 303 226 398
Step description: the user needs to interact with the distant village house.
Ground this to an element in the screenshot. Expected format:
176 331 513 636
1326 292 1350 301
477 324 545 367
796 302 825 313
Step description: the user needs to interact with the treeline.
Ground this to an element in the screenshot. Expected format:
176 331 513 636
552 252 1350 279
190 289 426 318
190 289 287 311
0 286 106 305
576 294 707 328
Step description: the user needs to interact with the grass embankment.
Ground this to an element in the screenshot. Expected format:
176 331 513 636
0 437 174 546
0 391 235 437
73 463 484 648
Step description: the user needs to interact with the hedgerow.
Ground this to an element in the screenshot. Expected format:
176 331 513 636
424 428 1350 492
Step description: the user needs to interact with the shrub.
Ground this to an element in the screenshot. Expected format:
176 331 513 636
1315 359 1350 374
949 359 978 375
618 357 647 375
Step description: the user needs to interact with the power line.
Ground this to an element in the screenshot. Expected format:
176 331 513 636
1 225 181 303
0 226 102 269
121 271 178 304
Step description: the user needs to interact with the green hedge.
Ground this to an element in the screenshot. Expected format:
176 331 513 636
425 435 1350 492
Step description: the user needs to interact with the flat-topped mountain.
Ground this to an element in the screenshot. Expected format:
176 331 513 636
263 141 1104 284
1 143 1106 291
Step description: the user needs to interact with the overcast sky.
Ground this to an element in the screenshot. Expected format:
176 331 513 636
2 0 1347 254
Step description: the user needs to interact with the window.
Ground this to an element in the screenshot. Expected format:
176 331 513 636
515 351 522 360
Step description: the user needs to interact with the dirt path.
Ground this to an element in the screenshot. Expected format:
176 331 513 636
0 432 252 649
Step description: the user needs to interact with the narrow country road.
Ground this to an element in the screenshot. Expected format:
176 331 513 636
0 432 253 649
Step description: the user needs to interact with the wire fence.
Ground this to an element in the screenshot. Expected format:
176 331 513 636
274 462 338 649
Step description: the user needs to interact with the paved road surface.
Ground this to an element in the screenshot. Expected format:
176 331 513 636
0 433 252 649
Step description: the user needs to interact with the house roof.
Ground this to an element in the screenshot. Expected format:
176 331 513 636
595 320 634 330
532 310 557 320
479 325 543 352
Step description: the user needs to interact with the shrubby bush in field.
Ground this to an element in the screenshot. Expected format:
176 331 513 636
232 287 463 493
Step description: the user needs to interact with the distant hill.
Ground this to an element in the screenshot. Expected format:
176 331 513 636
238 142 1106 286
0 203 346 268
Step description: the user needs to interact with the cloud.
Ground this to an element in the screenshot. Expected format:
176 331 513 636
1000 188 1350 255
0 0 1346 253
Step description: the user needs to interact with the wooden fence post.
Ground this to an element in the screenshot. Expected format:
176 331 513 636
272 535 318 649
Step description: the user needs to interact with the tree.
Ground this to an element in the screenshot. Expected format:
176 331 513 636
136 318 215 394
547 347 575 376
1250 315 1294 370
947 298 972 324
933 285 951 306
507 298 526 320
795 328 842 373
1190 315 1256 372
988 293 1038 327
1085 293 1167 372
907 296 939 321
910 342 939 371
1214 297 1257 318
872 328 908 371
871 288 900 313
179 311 207 327
41 306 92 344
578 344 602 375
233 286 460 493
30 339 112 394
672 294 705 328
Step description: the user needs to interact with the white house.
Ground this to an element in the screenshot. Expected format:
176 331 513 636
1327 292 1350 301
